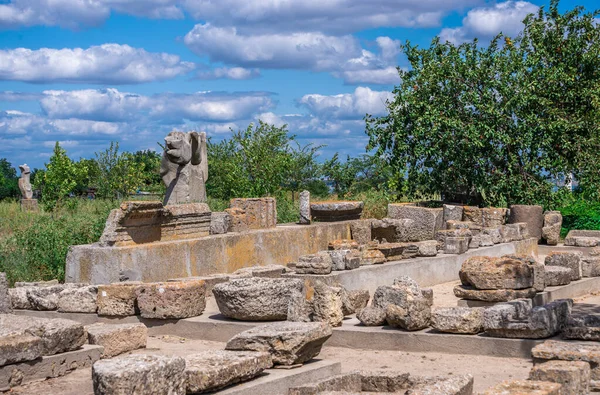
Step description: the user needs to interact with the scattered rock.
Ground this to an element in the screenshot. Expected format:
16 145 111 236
312 282 344 327
386 300 430 331
542 211 562 246
545 266 572 287
210 211 231 235
97 282 143 317
136 280 206 319
408 374 474 394
57 285 98 313
532 340 600 384
563 314 600 341
86 323 147 358
328 249 360 271
350 220 372 245
459 256 534 290
482 227 502 244
503 254 546 292
454 285 537 302
545 252 582 281
417 240 438 257
26 285 69 311
288 372 362 395
356 306 387 326
431 307 484 334
345 289 370 313
582 256 600 277
8 287 30 310
0 334 43 367
387 204 444 241
297 252 334 274
530 360 590 395
360 249 386 265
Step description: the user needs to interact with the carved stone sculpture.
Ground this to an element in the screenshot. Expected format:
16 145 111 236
160 131 208 205
18 164 33 199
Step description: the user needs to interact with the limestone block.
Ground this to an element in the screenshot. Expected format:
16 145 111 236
564 229 600 246
8 287 30 310
563 314 600 341
312 282 344 327
385 299 431 331
97 282 143 317
310 201 364 222
26 285 69 311
226 207 249 232
185 350 273 393
374 242 419 261
341 289 370 315
0 273 11 314
482 207 508 227
530 360 590 395
387 204 443 241
210 211 230 235
359 371 411 392
92 354 186 395
357 306 387 326
299 190 311 225
86 323 147 358
503 254 545 292
417 240 438 257
443 204 463 223
582 256 600 277
545 252 582 281
431 307 484 334
444 237 469 254
297 251 333 274
329 239 360 250
462 206 483 226
213 277 303 321
360 249 386 265
542 211 562 246
469 234 481 249
57 285 98 313
480 233 494 246
288 372 362 395
459 256 534 290
482 226 502 244
233 264 286 279
482 380 562 394
532 340 600 382
483 299 572 339
328 249 360 271
225 321 332 365
0 334 43 366
350 219 372 244
508 204 544 241
287 289 312 323
373 276 431 331
408 374 474 394
545 266 572 286
446 220 480 233
454 285 537 302
371 218 415 243
436 229 472 251
372 279 429 310
168 274 229 295
136 280 206 319
229 197 277 229
500 224 521 243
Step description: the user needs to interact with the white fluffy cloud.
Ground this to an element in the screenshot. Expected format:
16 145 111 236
439 1 538 44
0 44 195 84
0 111 124 137
299 87 392 120
196 67 260 80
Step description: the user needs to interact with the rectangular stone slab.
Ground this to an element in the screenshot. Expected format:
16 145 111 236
86 323 147 358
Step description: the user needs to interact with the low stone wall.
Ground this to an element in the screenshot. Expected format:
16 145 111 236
65 221 354 284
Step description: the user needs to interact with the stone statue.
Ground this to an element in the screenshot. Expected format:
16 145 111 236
18 164 33 199
160 131 208 205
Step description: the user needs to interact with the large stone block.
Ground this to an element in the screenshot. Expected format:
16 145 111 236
387 204 443 241
482 380 562 394
168 273 229 295
545 266 571 286
225 321 332 365
462 206 483 226
312 282 344 327
228 197 277 230
385 299 430 331
26 284 82 311
373 276 431 331
92 354 186 395
288 372 362 395
542 211 562 246
530 360 590 395
136 280 206 319
582 256 600 277
444 237 469 254
374 242 419 261
87 323 147 358
454 285 537 302
58 285 98 313
360 249 386 265
350 219 372 244
185 350 273 393
299 190 311 225
563 314 600 341
357 306 387 326
503 254 545 292
297 251 333 274
0 273 11 314
545 252 582 281
431 307 484 334
371 218 415 243
564 229 600 246
0 334 43 366
97 282 143 317
508 204 544 241
482 207 508 227
482 226 502 244
310 201 364 222
459 256 534 290
328 239 359 250
327 249 360 271
443 204 463 223
210 211 230 235
532 340 600 383
417 240 438 257
213 277 303 321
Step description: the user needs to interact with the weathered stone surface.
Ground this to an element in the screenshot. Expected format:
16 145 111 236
136 281 206 319
564 229 600 246
503 254 545 292
444 237 469 254
299 190 311 225
417 240 438 257
287 289 313 323
508 204 544 241
545 266 572 287
97 282 142 317
357 306 387 326
431 307 484 334
93 354 186 395
469 234 481 249
500 224 521 243
480 233 494 247
482 380 563 394
57 285 98 313
454 285 537 302
542 211 562 246
14 280 59 287
563 314 600 341
233 264 286 278
18 164 33 199
459 256 534 290
329 239 360 251
373 277 431 331
545 252 582 281
371 218 415 243
532 340 600 382
530 360 590 395
8 287 30 310
482 207 508 227
26 285 70 311
210 211 230 235
0 334 43 366
360 249 386 265
328 249 360 271
341 288 370 316
288 372 362 395
350 220 372 245
483 226 502 244
359 371 411 392
312 282 344 327
483 299 572 339
446 220 480 232
185 350 273 393
386 300 430 331
591 247 600 256
436 229 472 251
228 197 277 230
225 321 332 365
0 273 11 314
462 206 483 227
582 256 600 277
408 374 474 395
443 204 463 223
310 201 364 222
168 274 229 294
213 277 303 321
297 251 334 274
375 242 419 261
387 204 444 241
87 323 147 358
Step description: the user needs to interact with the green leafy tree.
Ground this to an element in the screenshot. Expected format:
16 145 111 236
366 0 600 207
0 159 19 200
94 142 146 199
131 150 163 191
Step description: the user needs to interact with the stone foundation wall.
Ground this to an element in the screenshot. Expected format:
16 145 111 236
66 221 354 284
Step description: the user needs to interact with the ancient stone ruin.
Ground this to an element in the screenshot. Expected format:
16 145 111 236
18 163 38 211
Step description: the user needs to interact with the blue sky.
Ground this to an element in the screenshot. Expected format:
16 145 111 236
0 0 596 170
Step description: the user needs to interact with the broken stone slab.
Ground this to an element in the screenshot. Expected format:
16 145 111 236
328 249 360 271
359 370 411 392
86 323 147 358
8 287 30 310
569 236 599 247
408 374 474 395
92 354 186 395
287 289 313 323
374 242 419 261
545 266 572 287
345 289 370 313
469 234 481 249
542 211 562 246
443 204 463 223
360 249 386 265
229 197 277 230
297 251 334 274
288 372 362 395
14 280 59 287
480 233 494 247
500 224 521 243
350 220 372 244
185 350 273 394
136 280 207 319
502 254 545 292
482 207 508 227
529 360 590 395
25 283 86 311
371 218 415 243
482 226 502 244
545 251 582 281
564 229 600 246
210 211 231 235
57 285 98 313
431 306 484 334
312 282 344 327
436 228 472 250
0 274 10 314
459 256 534 290
483 299 572 339
310 201 364 222
454 285 537 302
582 256 600 277
97 282 143 317
0 334 43 366
446 220 481 233
462 206 483 227
372 276 432 331
417 240 438 257
168 274 230 295
225 321 332 365
387 204 444 241
299 190 311 225
532 340 600 383
328 239 360 251
482 380 563 394
372 278 432 311
232 264 287 278
563 314 600 341
356 306 387 326
213 277 304 321
385 298 431 331
508 204 544 241
444 237 469 254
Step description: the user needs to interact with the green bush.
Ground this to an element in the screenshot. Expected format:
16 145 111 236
556 199 600 238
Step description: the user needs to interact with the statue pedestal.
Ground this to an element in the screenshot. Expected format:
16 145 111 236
20 199 39 212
